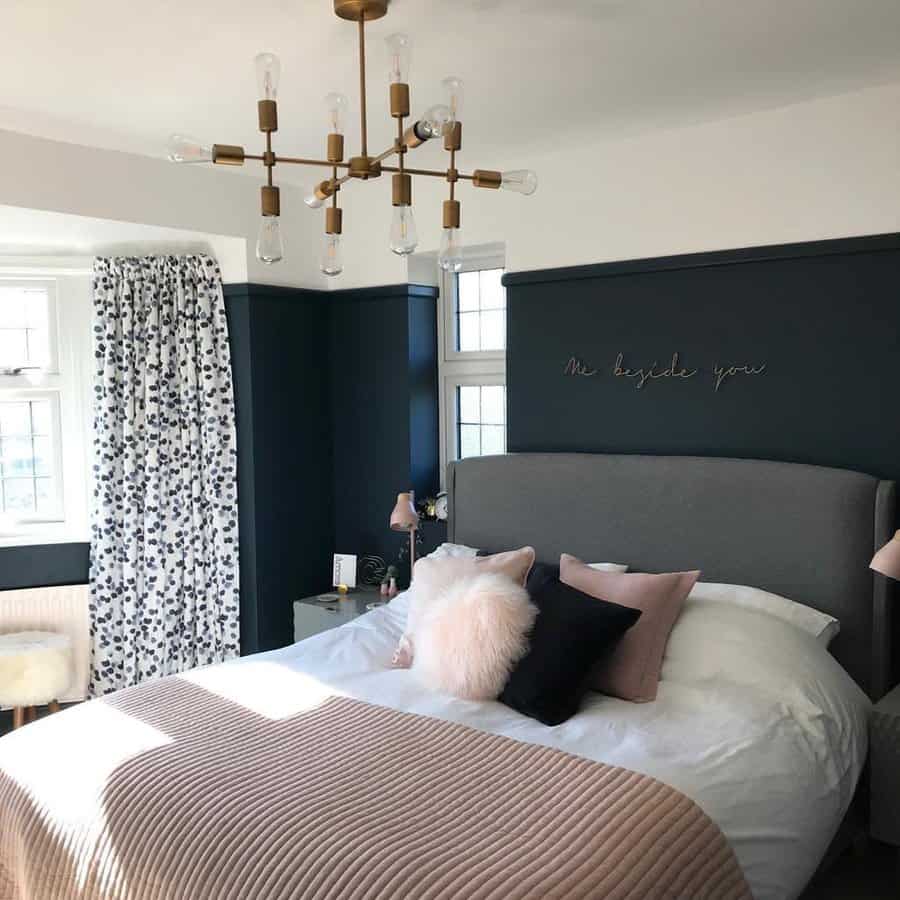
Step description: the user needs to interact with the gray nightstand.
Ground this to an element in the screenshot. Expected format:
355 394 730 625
293 587 384 642
871 684 900 849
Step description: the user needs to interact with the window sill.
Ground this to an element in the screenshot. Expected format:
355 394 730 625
0 529 89 549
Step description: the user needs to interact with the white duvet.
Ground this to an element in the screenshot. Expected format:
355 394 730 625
188 588 869 900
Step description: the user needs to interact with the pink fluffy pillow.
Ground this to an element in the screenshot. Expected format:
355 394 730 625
392 547 536 669
411 571 537 700
560 554 700 702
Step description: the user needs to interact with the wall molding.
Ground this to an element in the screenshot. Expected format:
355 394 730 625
224 282 438 302
330 283 438 302
503 232 900 288
223 283 324 301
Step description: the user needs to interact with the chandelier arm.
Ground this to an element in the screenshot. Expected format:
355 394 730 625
381 164 474 180
358 14 368 158
370 144 400 165
276 156 352 168
449 149 456 202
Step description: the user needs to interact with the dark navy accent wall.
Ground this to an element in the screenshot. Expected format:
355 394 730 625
224 284 335 655
226 282 439 653
505 233 900 485
329 284 440 583
223 293 258 653
0 543 89 591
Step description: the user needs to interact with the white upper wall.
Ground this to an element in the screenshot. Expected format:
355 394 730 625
1 79 898 290
0 205 248 283
0 129 322 287
333 80 900 288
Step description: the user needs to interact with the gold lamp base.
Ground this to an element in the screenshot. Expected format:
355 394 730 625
334 0 388 21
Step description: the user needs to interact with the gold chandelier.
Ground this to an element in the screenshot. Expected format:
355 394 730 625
167 0 537 277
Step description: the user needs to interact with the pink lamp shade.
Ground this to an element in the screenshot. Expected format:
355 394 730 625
871 529 900 580
390 491 418 532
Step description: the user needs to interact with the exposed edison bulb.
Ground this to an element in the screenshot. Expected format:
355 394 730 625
500 170 539 196
256 216 284 264
390 207 419 256
385 33 412 83
438 227 463 272
167 134 212 163
304 188 326 209
321 234 343 277
324 92 349 135
416 104 453 140
255 52 281 101
441 76 465 122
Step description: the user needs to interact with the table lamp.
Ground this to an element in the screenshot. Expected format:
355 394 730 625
871 530 900 580
390 491 419 571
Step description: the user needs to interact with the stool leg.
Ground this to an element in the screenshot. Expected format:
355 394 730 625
12 708 24 730
48 701 60 715
25 707 36 724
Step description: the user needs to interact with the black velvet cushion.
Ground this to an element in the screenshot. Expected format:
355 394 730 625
499 563 642 726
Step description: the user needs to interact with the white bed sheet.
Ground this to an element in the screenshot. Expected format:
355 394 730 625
191 591 869 900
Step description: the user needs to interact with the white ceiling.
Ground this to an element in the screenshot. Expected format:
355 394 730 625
2 0 900 183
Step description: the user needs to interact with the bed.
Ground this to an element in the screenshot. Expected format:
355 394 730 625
0 453 894 900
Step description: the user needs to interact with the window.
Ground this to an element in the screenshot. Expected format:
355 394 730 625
457 384 506 459
0 273 92 544
437 248 507 480
0 395 63 519
0 283 55 371
455 268 506 352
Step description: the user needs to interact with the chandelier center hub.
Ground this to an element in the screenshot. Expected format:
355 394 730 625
334 0 389 21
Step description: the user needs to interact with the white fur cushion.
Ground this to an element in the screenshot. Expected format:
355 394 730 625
410 571 537 701
399 549 535 653
0 631 73 706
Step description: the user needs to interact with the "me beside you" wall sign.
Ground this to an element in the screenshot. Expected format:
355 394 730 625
564 353 766 392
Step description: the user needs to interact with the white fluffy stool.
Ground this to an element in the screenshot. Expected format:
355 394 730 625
0 632 73 729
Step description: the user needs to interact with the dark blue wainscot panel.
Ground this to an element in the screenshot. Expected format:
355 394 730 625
329 284 441 584
0 543 89 591
225 283 335 655
505 233 900 485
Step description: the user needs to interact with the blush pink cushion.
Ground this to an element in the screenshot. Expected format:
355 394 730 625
392 547 536 669
411 571 537 700
560 554 700 702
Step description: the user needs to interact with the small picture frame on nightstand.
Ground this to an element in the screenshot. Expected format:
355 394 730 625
332 553 357 589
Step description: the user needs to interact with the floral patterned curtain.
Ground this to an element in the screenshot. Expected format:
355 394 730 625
89 255 240 696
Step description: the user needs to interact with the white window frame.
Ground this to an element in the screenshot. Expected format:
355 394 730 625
0 278 60 375
441 262 507 365
0 265 93 546
0 389 66 523
437 247 507 486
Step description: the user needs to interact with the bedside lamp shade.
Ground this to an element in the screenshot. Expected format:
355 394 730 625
390 491 419 575
390 492 418 532
871 530 900 580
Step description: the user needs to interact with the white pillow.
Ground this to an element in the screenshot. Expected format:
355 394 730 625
688 582 840 646
426 542 480 561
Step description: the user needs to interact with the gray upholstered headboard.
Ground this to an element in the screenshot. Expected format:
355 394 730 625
447 453 896 699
